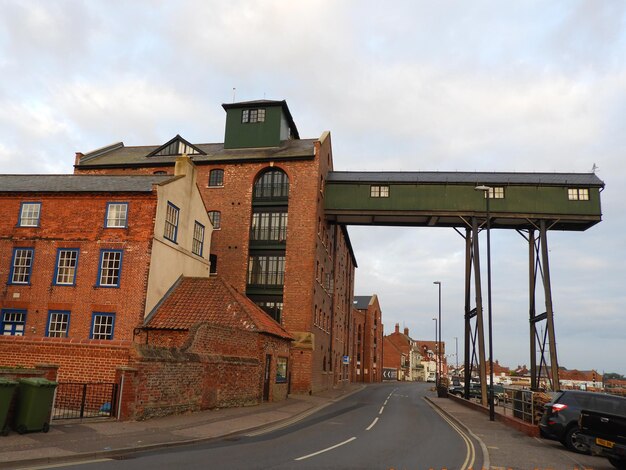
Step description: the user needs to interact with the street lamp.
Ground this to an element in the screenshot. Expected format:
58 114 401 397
475 185 495 421
433 281 442 388
432 317 438 385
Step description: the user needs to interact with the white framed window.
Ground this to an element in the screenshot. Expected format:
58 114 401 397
47 311 70 338
91 313 115 340
19 202 41 227
208 211 221 229
106 202 128 228
192 221 205 256
54 249 79 285
164 202 179 242
481 186 505 199
98 250 122 287
568 188 589 201
242 108 265 123
10 248 34 284
1 310 26 336
370 185 390 198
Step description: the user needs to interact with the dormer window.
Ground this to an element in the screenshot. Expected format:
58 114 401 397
242 108 265 123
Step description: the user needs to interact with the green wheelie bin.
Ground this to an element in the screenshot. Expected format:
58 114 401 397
14 378 57 434
0 378 18 436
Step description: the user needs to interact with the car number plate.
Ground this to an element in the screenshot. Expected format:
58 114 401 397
596 438 615 448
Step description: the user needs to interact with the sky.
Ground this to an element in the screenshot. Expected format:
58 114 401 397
1 0 625 375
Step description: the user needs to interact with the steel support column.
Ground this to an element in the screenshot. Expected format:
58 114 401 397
540 220 560 390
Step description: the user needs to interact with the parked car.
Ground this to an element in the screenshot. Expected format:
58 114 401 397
449 383 482 399
539 390 626 453
576 408 626 469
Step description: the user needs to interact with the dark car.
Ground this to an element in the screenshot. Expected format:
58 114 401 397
539 390 626 453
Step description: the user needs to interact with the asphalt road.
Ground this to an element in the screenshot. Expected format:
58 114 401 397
51 382 483 470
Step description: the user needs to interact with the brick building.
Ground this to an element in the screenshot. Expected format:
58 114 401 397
352 295 383 382
0 156 211 381
73 99 358 394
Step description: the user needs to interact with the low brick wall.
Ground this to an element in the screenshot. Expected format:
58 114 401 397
448 393 540 437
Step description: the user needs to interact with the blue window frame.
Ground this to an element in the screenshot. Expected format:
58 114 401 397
46 311 70 338
9 248 34 285
90 312 115 340
53 249 79 286
18 202 41 227
164 202 179 243
105 202 128 228
192 221 205 256
1 309 26 336
97 249 123 287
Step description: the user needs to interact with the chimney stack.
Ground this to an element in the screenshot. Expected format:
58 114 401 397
394 323 400 334
404 327 409 336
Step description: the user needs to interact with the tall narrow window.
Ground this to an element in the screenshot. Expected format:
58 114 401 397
54 249 79 285
192 221 205 256
91 313 115 340
106 202 128 228
164 202 179 242
1 310 26 336
208 169 224 187
98 250 122 287
19 202 41 227
47 311 70 337
10 248 34 284
209 254 218 274
208 211 221 229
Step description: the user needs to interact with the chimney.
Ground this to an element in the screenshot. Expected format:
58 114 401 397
394 323 399 334
404 327 409 336
74 152 84 165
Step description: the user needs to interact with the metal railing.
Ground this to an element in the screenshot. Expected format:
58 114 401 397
53 382 118 420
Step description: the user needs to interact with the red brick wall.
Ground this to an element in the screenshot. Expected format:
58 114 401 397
0 336 131 381
74 132 357 395
351 308 365 382
0 192 158 343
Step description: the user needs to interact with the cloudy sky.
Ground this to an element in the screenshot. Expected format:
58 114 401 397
2 1 625 375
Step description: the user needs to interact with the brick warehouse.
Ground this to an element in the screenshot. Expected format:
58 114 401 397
73 99 362 394
352 295 384 383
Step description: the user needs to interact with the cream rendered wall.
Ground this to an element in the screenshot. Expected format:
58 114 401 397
145 156 212 316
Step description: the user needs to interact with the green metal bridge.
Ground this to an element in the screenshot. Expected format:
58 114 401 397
325 170 604 401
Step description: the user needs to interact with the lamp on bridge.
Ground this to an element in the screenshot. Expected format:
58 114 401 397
475 185 495 422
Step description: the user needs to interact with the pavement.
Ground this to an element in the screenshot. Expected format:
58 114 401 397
0 383 615 470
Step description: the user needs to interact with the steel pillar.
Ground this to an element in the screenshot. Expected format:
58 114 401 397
522 222 560 391
459 220 488 404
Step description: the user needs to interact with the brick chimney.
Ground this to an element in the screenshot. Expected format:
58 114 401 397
404 327 409 336
394 323 399 334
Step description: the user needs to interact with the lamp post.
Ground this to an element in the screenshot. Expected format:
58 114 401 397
432 317 438 385
433 281 442 388
454 336 459 371
475 185 495 421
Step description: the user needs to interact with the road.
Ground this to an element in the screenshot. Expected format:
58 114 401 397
53 382 483 470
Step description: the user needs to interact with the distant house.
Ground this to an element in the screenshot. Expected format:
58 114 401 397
352 295 383 382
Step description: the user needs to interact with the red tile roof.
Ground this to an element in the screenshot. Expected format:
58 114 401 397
145 276 293 340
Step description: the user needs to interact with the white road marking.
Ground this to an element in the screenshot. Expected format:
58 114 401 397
379 406 385 415
294 437 357 461
366 417 379 431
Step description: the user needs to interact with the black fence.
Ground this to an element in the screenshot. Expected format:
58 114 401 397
53 382 118 420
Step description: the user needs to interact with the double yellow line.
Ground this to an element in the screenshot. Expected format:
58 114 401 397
425 398 477 470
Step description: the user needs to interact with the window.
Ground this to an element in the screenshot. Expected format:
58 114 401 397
192 221 205 256
568 188 589 201
247 254 285 286
18 202 41 227
250 211 288 242
106 202 128 228
10 248 34 284
209 254 218 274
1 310 26 336
54 249 79 285
276 357 288 383
253 169 289 200
164 202 179 242
98 250 123 287
208 211 221 230
370 185 389 198
208 169 224 187
481 187 505 199
255 299 284 323
47 311 69 338
242 108 265 123
153 170 168 175
91 313 115 340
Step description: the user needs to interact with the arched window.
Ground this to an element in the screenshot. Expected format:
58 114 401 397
253 168 289 200
208 169 224 187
